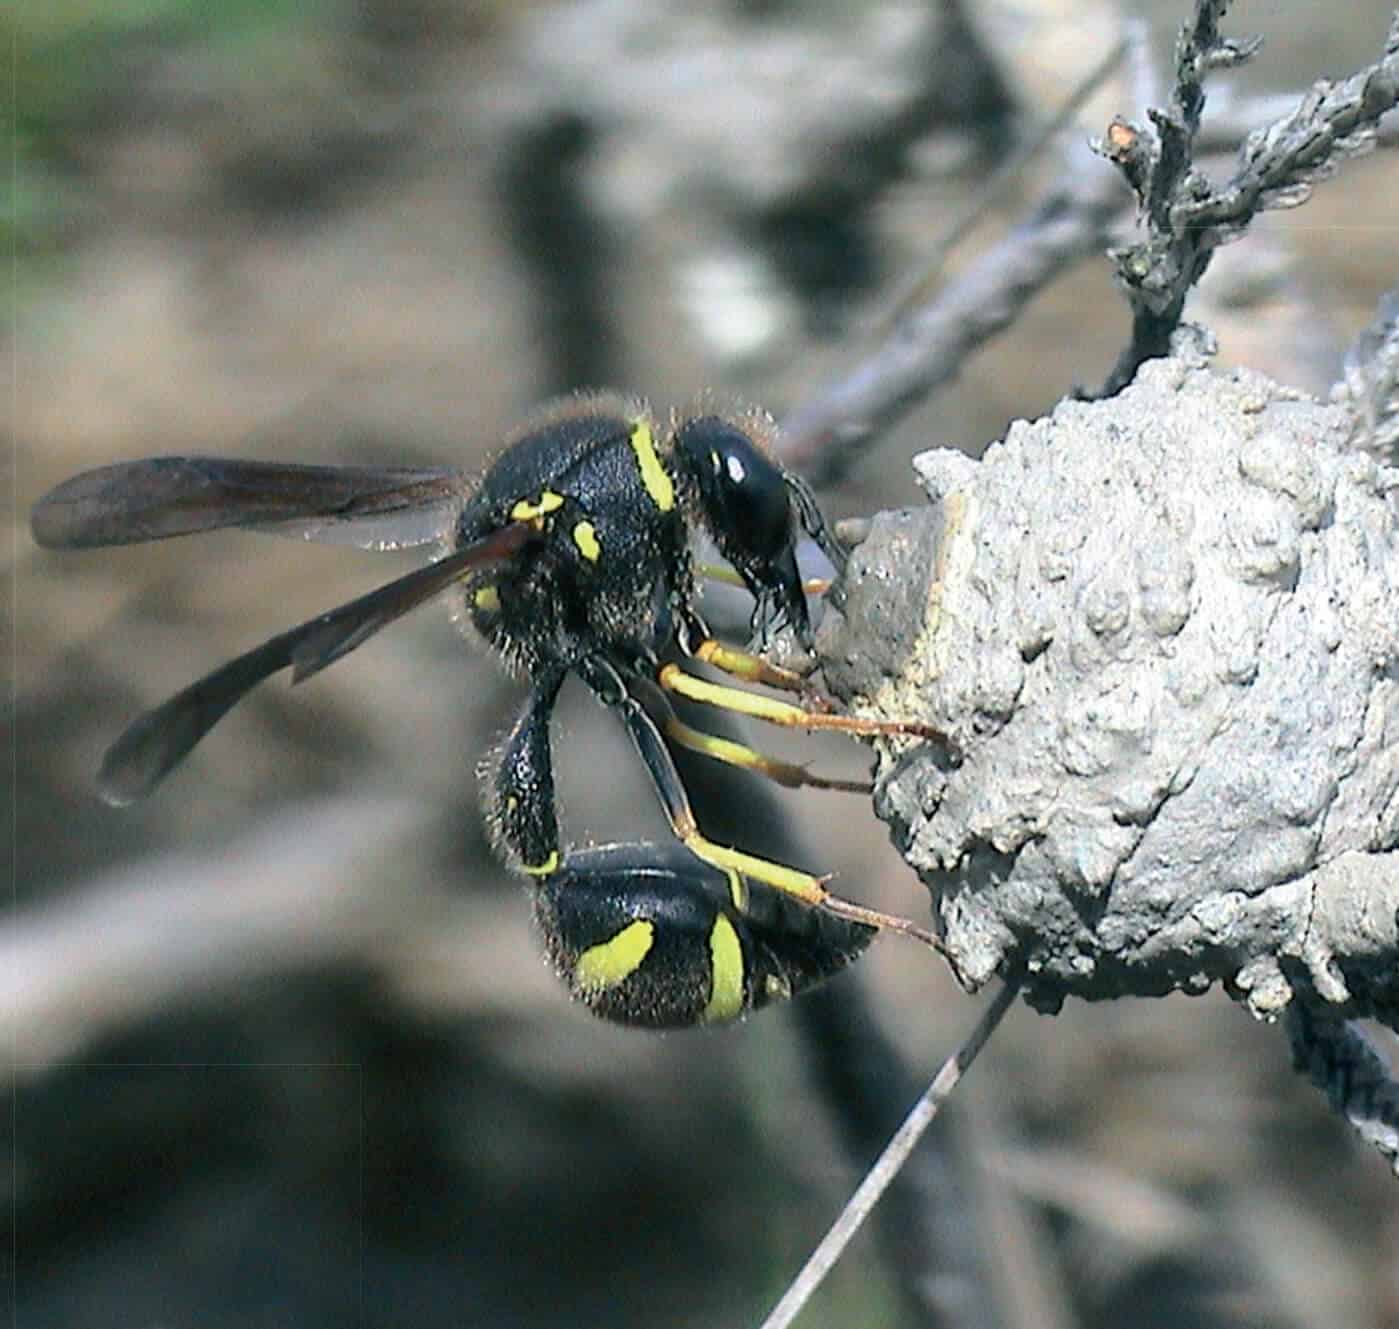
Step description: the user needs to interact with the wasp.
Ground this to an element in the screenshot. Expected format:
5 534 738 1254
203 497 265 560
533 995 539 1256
31 394 940 1028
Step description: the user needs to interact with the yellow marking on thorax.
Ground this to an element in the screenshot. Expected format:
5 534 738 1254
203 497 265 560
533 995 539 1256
575 919 655 991
628 420 675 512
473 585 501 613
572 520 601 561
521 850 560 878
510 490 565 524
702 915 744 1023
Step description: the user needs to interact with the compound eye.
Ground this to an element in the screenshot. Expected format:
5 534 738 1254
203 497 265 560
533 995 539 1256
675 417 792 562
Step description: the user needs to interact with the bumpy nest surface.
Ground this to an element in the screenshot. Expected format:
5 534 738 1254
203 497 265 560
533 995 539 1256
819 343 1399 1017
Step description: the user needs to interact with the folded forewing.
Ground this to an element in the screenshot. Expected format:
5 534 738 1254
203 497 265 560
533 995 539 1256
31 456 469 551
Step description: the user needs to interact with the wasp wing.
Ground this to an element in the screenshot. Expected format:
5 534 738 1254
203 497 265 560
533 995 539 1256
31 456 470 551
98 522 533 806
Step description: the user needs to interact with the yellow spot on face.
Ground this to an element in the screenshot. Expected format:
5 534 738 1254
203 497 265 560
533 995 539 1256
628 419 674 512
510 490 565 524
576 919 655 991
702 914 744 1023
765 973 792 1002
473 585 501 613
572 520 601 561
521 851 560 877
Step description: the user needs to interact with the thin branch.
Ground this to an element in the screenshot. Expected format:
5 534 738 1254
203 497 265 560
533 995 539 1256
873 32 1133 339
792 982 999 1329
778 133 1131 484
1098 7 1399 395
780 14 1399 479
758 975 1022 1329
1195 96 1399 152
1185 19 1399 232
1 798 441 1081
777 20 1153 484
1287 1005 1399 1173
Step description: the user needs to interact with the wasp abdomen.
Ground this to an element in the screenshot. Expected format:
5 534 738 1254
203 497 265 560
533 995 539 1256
533 843 874 1029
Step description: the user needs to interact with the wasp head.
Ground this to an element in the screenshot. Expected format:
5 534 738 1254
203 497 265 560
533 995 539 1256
671 413 845 649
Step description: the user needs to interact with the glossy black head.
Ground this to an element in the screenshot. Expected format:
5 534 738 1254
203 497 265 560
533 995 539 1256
671 414 843 647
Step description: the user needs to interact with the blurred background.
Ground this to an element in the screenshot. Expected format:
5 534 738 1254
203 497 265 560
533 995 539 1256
8 1 1399 1326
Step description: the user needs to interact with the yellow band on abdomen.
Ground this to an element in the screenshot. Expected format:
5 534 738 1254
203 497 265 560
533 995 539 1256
576 919 655 991
702 914 744 1023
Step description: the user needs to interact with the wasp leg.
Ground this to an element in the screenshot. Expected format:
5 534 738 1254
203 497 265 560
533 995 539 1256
579 657 942 950
481 670 870 1027
532 843 875 1028
657 661 948 745
695 563 831 599
785 470 849 575
628 675 870 794
662 715 870 794
690 636 821 698
485 670 566 877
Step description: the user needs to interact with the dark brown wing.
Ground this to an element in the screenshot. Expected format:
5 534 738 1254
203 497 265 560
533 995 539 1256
31 456 469 551
97 522 534 806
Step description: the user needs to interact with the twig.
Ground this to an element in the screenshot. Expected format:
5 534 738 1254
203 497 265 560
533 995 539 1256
873 32 1133 339
758 975 1022 1329
1183 18 1399 230
777 18 1152 486
780 12 1399 480
792 982 998 1329
777 131 1131 485
1098 6 1399 395
1 798 437 1081
1287 1005 1399 1174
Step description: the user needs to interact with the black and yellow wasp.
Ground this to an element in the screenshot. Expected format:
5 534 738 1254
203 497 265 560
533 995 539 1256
31 394 939 1028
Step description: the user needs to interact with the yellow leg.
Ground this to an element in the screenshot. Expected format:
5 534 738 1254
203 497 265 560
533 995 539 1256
691 637 820 698
667 806 943 951
658 662 946 744
629 669 867 793
663 713 872 794
602 664 944 952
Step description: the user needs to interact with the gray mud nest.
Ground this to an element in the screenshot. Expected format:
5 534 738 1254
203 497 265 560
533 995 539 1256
819 336 1399 1025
